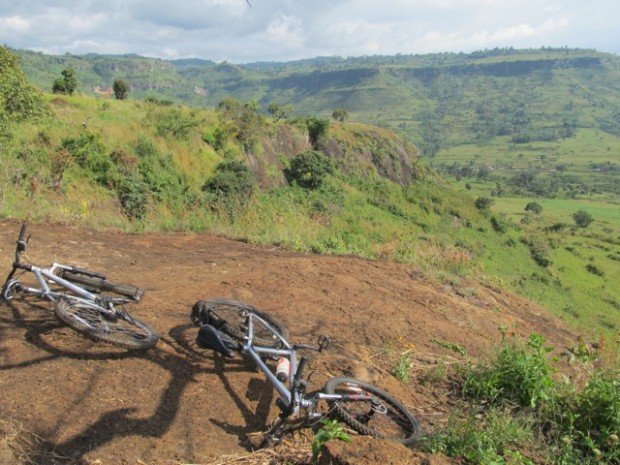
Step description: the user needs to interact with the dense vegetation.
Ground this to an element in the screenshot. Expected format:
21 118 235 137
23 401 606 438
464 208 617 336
423 333 619 465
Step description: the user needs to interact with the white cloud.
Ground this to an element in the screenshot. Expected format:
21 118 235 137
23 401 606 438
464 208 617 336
0 0 617 61
0 15 30 32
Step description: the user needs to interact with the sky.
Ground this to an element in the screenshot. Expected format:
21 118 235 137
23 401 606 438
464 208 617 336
0 0 618 62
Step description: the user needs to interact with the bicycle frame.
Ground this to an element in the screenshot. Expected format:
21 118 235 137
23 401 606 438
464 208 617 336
237 312 370 418
5 262 97 302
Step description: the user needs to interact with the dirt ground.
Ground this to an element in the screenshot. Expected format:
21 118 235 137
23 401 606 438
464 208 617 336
0 221 577 464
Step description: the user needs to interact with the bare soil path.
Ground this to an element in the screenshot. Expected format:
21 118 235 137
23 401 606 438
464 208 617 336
0 221 576 464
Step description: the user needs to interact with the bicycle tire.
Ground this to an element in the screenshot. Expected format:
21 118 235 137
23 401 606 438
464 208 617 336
60 271 144 301
324 377 422 445
53 297 158 350
197 299 288 348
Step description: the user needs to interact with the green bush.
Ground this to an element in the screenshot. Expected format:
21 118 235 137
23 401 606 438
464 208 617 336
202 160 256 199
148 108 200 140
287 150 334 189
306 117 330 149
462 334 555 408
116 176 149 220
524 238 553 267
61 132 115 184
491 214 509 233
425 408 535 465
572 210 593 228
133 135 187 202
545 371 619 464
524 201 543 214
475 196 494 212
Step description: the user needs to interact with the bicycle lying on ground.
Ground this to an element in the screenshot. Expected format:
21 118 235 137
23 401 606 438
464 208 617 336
191 299 422 447
1 223 158 349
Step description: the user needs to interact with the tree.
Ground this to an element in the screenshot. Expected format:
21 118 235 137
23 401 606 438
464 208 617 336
287 150 334 189
113 79 129 100
52 68 77 95
306 117 330 150
332 108 348 122
475 196 494 212
572 210 593 228
524 202 543 214
0 46 47 138
267 102 292 122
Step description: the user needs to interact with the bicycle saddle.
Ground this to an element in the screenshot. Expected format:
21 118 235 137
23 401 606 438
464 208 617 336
196 324 238 357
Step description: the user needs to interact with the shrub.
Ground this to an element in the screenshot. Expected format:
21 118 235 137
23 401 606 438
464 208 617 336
52 68 77 95
287 150 334 189
524 238 553 267
585 264 604 276
202 160 256 199
490 215 509 233
475 196 494 212
546 371 620 464
148 108 200 140
462 334 555 408
61 132 114 184
392 352 411 382
425 409 535 465
572 210 593 228
306 117 330 149
332 108 348 122
116 176 149 220
112 79 129 100
525 202 543 214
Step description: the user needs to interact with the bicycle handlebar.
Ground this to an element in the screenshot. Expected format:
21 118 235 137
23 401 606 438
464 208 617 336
18 223 27 243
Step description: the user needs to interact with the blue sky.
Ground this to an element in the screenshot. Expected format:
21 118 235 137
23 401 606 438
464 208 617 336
0 0 618 62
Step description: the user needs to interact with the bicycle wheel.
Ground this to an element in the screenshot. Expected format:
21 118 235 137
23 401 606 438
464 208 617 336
324 377 422 445
192 299 288 348
60 271 144 301
53 297 158 349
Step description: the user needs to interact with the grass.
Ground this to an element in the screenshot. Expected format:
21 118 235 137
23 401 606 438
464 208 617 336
425 333 619 465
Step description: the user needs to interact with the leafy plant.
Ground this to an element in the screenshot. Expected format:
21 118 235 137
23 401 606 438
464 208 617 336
52 68 77 95
475 196 494 212
524 202 543 214
572 210 593 228
287 150 334 189
113 79 129 100
392 352 411 382
311 419 350 463
202 160 256 200
462 333 555 408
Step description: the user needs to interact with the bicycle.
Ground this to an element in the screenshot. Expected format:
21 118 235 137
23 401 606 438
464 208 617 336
1 223 158 349
190 299 422 447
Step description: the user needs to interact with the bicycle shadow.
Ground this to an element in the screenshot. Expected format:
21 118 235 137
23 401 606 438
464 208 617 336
1 307 278 461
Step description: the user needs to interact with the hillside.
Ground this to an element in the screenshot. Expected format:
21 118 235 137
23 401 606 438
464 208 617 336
1 85 618 336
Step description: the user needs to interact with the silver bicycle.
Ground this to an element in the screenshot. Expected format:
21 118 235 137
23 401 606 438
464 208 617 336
191 299 422 447
1 223 158 349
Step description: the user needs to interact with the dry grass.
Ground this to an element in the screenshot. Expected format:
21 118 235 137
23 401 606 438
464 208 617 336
0 419 75 465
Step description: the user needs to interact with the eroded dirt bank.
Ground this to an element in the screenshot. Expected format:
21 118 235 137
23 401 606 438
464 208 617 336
0 221 576 464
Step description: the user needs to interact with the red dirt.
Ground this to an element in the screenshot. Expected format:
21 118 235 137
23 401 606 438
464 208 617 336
0 221 577 464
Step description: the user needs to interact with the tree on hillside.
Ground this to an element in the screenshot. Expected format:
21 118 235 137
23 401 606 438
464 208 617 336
267 102 292 122
306 117 330 150
113 79 129 100
0 46 47 138
572 210 593 228
524 202 543 214
52 67 77 95
332 108 348 122
286 150 334 189
217 97 266 153
475 196 494 213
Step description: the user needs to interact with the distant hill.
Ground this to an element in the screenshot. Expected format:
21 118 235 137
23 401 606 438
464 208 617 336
15 48 620 135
